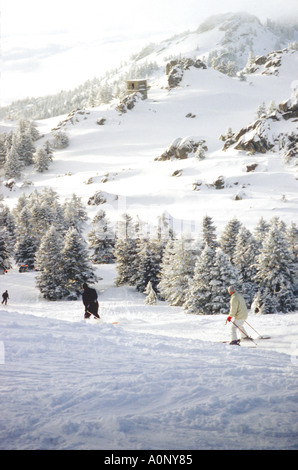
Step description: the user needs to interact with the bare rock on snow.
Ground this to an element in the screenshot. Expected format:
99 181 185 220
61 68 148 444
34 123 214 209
222 91 298 160
155 136 208 161
116 92 143 114
166 58 207 88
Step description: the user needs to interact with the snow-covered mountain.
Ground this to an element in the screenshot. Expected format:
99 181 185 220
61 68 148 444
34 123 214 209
0 12 298 451
134 12 298 69
1 12 297 121
1 25 297 234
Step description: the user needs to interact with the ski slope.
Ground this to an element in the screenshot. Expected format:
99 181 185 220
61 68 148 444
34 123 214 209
0 265 297 450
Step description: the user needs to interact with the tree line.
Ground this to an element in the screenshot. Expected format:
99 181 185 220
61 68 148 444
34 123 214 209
0 191 297 313
113 213 297 315
0 119 70 180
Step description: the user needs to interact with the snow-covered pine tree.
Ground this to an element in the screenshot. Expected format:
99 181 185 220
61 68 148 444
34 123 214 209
267 100 278 115
144 281 157 305
253 217 270 249
184 244 215 314
35 226 66 300
201 215 218 250
16 127 35 166
134 238 163 295
195 143 206 161
33 146 51 172
114 213 138 286
157 234 196 306
209 249 240 315
219 217 242 263
0 229 11 272
14 206 38 268
87 210 115 264
63 194 88 233
157 238 175 302
52 131 69 149
256 101 267 119
43 140 54 161
253 223 297 313
233 226 259 306
4 135 24 179
61 227 97 298
286 222 298 296
0 204 15 251
17 119 40 142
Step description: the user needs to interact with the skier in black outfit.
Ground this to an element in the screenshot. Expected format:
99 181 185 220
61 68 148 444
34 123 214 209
82 283 99 319
2 290 9 305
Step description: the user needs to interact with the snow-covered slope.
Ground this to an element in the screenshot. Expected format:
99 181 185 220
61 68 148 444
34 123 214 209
133 12 298 70
1 47 297 234
0 265 297 450
0 13 298 451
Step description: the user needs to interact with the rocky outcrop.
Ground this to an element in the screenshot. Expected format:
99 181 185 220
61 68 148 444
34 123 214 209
87 190 118 206
166 58 207 88
155 136 208 161
243 48 297 76
116 92 143 114
222 92 298 161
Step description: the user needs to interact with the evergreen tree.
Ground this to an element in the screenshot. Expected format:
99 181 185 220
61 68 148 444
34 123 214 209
4 135 24 179
87 210 115 264
201 215 218 250
157 234 196 306
209 249 240 314
233 226 259 306
61 227 97 298
114 214 138 286
0 204 15 251
219 217 242 263
52 131 69 149
144 281 157 305
0 230 11 272
253 224 296 313
184 244 215 314
14 206 38 268
33 146 51 172
43 140 54 161
63 194 88 233
256 101 267 119
286 222 298 296
16 127 35 166
35 226 66 300
195 143 206 161
156 238 176 301
135 238 163 294
253 217 270 249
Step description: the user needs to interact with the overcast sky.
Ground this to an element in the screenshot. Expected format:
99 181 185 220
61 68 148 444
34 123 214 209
1 0 298 105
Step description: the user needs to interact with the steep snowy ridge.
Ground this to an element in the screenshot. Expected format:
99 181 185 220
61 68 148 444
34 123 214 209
130 12 298 73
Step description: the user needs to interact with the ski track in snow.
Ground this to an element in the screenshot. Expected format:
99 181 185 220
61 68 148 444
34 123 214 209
0 265 297 450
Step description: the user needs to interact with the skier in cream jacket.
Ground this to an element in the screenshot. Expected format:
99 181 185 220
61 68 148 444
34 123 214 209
226 285 251 345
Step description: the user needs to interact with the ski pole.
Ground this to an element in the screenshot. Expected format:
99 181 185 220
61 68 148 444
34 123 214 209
245 321 267 339
230 320 258 346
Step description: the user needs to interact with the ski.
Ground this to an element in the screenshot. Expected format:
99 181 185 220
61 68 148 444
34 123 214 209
216 340 257 348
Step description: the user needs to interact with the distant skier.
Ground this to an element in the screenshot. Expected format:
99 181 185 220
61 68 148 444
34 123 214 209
226 285 251 345
1 290 9 305
82 283 100 319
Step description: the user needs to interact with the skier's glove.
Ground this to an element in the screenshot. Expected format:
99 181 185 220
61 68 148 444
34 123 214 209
227 316 232 322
